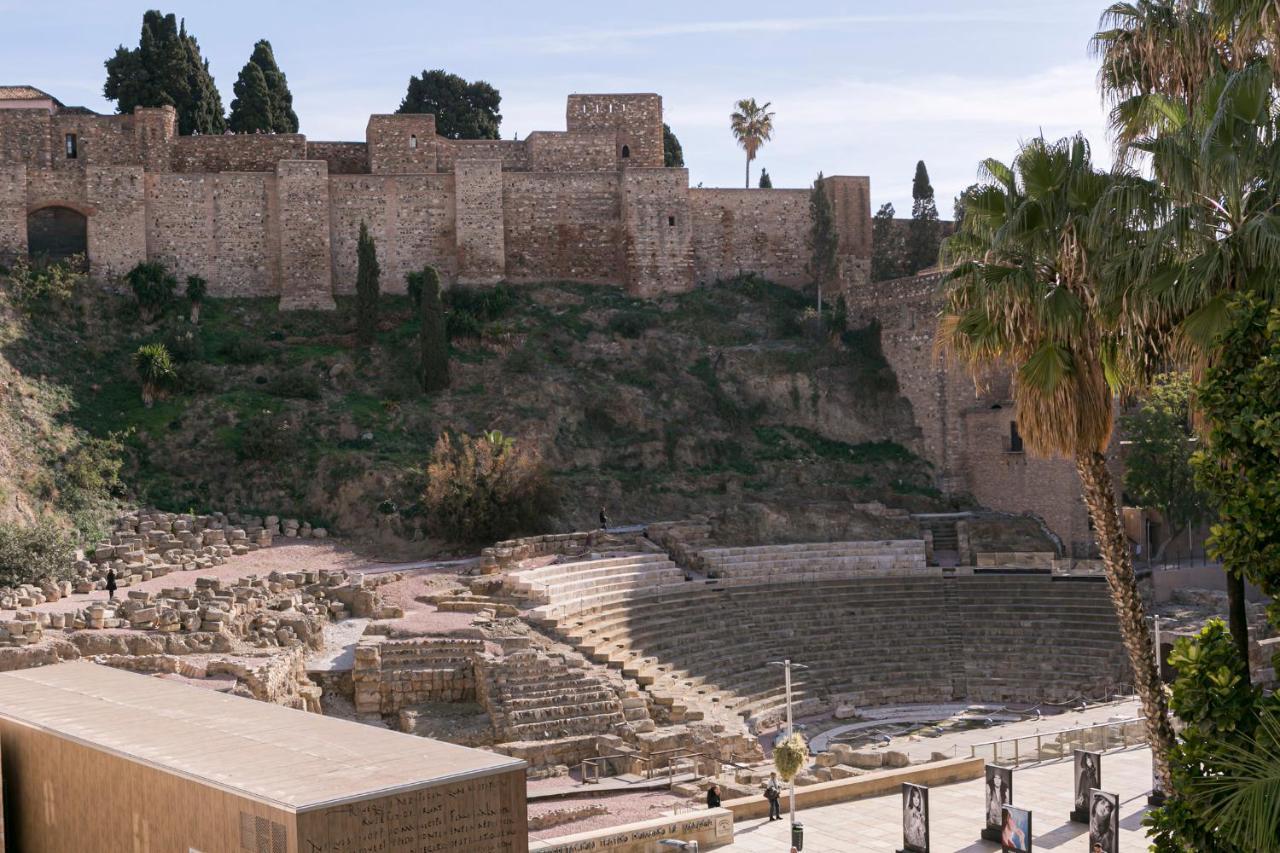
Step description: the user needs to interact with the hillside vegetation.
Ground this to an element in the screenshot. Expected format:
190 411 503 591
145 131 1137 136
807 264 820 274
0 268 956 550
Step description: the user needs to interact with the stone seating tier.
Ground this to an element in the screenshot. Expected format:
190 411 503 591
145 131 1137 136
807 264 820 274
536 574 1130 728
698 540 929 582
510 553 686 608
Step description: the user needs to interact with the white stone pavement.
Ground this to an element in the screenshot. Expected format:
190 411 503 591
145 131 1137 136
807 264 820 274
730 746 1155 852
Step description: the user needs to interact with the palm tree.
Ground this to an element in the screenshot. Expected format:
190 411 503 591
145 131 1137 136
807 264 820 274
132 343 175 408
1097 61 1280 672
940 134 1177 790
730 98 774 188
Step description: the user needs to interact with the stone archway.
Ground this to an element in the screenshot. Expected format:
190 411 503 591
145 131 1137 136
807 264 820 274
26 206 88 263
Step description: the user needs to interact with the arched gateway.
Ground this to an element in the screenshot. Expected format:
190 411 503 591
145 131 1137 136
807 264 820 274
26 206 87 262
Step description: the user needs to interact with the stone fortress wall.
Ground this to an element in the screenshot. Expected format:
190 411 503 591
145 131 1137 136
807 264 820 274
0 91 872 308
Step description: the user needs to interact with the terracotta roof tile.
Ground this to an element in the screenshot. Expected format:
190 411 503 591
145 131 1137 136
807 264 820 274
0 85 62 104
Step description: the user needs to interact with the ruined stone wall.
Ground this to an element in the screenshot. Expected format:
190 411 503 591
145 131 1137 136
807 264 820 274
328 173 456 294
0 109 54 169
526 131 617 172
306 142 369 174
622 168 692 295
690 188 812 287
502 172 622 283
445 139 530 173
566 94 663 167
367 114 439 174
171 134 307 173
0 166 27 263
277 160 334 310
455 160 505 283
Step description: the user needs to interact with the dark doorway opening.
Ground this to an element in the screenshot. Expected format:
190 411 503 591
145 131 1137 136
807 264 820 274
26 207 87 263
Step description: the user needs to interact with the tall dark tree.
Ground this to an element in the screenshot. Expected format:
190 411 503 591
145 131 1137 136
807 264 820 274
355 222 380 346
663 123 684 167
104 11 225 135
758 168 773 188
414 266 450 393
250 40 297 132
952 182 981 229
906 160 941 273
871 202 904 282
397 70 501 140
228 62 273 133
807 173 839 318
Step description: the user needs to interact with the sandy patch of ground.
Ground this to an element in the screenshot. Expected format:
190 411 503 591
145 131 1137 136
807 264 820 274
526 790 691 840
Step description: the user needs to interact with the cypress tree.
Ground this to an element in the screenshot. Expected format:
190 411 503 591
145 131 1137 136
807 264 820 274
907 160 941 273
663 123 684 167
758 168 773 188
871 202 904 282
355 222 380 346
807 173 839 317
418 266 450 393
228 62 273 133
248 40 298 132
104 11 225 135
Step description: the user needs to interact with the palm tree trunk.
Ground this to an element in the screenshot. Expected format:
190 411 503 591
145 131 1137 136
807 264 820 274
1226 569 1251 681
745 153 751 189
1075 450 1176 793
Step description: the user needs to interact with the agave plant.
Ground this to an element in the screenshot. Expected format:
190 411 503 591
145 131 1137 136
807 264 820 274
132 343 176 408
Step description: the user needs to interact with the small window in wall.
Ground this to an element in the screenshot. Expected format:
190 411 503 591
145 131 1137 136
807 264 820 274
1008 421 1024 453
409 134 418 150
621 144 631 159
65 133 77 159
667 216 676 227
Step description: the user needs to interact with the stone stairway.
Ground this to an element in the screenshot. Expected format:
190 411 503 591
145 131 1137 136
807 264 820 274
923 519 961 567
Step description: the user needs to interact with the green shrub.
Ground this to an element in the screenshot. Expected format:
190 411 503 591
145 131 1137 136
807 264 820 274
217 334 270 365
418 266 450 393
264 368 322 400
57 433 125 510
607 310 658 339
2 254 85 306
236 410 297 461
177 362 219 393
163 328 205 363
126 261 177 322
423 430 558 544
0 521 76 588
185 275 207 323
446 283 516 340
355 221 381 346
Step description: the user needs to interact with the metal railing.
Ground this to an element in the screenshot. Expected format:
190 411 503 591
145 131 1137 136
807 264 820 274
581 753 649 784
969 717 1148 767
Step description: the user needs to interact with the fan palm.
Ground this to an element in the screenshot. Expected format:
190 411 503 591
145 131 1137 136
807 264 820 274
1096 61 1280 670
1189 708 1280 852
940 134 1177 790
730 98 774 188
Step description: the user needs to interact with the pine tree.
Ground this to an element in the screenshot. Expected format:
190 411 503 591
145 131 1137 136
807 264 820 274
104 11 225 135
355 222 380 346
417 266 450 393
807 173 839 317
906 160 941 273
248 40 298 132
758 168 773 188
663 123 684 167
398 70 501 139
228 62 273 133
871 202 904 282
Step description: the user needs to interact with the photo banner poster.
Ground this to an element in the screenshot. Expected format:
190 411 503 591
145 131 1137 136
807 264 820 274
1071 749 1102 823
982 764 1013 841
1001 804 1033 853
1088 789 1119 853
898 782 929 853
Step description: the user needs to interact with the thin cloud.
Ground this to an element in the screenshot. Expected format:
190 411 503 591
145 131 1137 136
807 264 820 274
482 8 1084 55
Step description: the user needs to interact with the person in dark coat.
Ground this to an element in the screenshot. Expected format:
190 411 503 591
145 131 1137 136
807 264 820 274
706 784 721 809
599 507 609 530
105 568 117 602
764 771 782 821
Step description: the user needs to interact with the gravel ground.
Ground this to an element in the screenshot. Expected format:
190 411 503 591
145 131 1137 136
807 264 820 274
526 790 691 840
369 572 479 635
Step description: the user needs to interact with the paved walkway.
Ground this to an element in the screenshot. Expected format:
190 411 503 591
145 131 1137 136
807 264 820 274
730 746 1155 852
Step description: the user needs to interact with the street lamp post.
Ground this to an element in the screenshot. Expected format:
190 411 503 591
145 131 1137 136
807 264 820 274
768 659 809 829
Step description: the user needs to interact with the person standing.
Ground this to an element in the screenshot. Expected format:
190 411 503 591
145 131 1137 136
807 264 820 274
599 507 609 530
764 771 782 821
706 784 721 809
105 568 117 602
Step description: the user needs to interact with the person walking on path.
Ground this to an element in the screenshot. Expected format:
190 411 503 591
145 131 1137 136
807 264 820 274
706 784 721 809
764 771 782 821
105 568 117 602
599 507 609 530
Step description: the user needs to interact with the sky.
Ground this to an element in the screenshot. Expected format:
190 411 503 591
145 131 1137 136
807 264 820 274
1 0 1114 214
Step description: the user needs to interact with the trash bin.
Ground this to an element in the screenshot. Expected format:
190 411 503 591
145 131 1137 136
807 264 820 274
791 821 803 850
